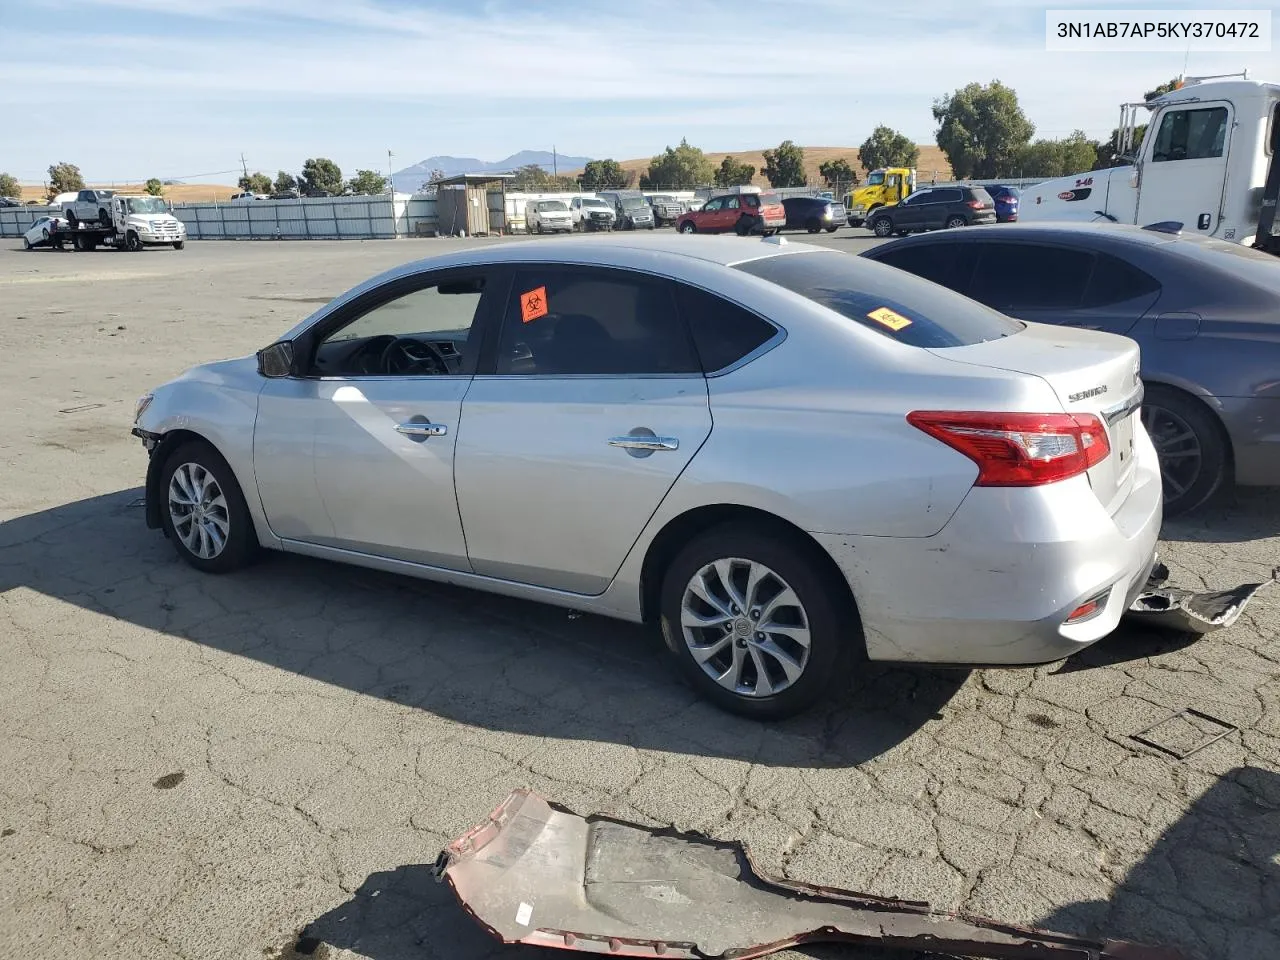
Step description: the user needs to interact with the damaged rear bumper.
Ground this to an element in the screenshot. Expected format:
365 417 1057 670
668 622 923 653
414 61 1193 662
435 789 1186 960
1123 561 1278 634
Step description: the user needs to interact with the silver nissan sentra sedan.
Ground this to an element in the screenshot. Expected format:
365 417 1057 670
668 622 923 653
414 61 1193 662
132 234 1161 718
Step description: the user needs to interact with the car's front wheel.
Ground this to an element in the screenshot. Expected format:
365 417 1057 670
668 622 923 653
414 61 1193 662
160 440 258 573
678 221 696 234
659 524 855 719
1141 384 1229 516
23 237 31 250
871 217 894 237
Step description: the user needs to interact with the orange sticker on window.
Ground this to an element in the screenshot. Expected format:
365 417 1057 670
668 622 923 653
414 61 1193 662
867 306 912 331
520 286 548 323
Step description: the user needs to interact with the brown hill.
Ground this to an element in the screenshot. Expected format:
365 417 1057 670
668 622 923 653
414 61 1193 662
574 145 952 189
18 182 240 204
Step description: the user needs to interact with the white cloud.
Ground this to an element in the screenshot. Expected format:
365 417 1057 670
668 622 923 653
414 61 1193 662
3 0 1263 181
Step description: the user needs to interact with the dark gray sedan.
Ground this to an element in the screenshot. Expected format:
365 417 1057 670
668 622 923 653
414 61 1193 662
862 222 1280 515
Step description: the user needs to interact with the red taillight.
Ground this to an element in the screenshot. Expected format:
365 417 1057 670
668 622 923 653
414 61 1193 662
906 411 1110 487
967 199 984 209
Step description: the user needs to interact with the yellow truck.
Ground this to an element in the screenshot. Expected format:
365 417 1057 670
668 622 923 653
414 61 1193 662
844 167 916 227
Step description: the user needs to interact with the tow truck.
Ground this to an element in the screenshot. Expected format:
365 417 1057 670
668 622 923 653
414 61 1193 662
843 167 914 228
50 194 186 251
1020 71 1280 255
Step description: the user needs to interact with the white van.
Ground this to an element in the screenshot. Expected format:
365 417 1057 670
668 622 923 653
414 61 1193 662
525 199 573 234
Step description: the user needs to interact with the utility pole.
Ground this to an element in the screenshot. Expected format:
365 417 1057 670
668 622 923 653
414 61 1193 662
240 152 249 184
387 150 395 192
553 145 557 180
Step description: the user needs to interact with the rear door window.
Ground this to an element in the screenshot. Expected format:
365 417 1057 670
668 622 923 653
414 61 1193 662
968 242 1094 311
674 283 779 373
1082 253 1161 307
734 251 1022 348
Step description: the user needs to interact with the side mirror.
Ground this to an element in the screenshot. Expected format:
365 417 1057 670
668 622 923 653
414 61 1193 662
257 341 295 378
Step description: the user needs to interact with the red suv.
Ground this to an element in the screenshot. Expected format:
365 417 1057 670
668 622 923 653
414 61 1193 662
677 192 785 236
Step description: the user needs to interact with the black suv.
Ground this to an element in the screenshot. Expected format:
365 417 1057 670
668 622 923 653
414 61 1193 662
867 186 995 237
780 196 846 233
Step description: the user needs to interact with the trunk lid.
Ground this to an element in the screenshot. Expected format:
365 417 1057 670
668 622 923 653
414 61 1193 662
929 323 1143 514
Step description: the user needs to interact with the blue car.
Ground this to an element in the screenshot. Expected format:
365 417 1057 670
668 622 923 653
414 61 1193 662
984 184 1019 222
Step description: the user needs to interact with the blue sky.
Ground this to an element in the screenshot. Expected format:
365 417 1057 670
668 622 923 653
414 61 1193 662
3 0 1273 185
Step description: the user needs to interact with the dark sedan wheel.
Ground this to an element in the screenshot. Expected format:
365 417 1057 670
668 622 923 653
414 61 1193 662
1141 385 1228 516
659 523 856 720
871 217 894 237
806 218 821 234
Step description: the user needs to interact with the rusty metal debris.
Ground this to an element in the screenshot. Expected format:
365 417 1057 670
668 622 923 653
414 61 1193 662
1122 561 1277 635
1131 707 1239 760
435 788 1186 960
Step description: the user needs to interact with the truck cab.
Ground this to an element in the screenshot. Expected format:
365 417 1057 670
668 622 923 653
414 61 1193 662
1020 74 1280 253
845 167 914 227
110 195 187 249
62 189 116 226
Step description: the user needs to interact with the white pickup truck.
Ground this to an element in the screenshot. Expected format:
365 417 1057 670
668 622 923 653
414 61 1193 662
54 194 186 251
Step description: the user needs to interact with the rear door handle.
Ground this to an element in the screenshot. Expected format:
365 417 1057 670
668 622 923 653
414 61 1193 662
608 436 679 451
396 421 447 438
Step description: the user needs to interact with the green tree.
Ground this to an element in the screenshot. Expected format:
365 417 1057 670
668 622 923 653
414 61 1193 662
577 159 632 191
0 172 20 198
817 158 856 189
298 158 344 196
47 162 85 198
509 163 553 191
1015 130 1097 178
347 169 388 195
857 125 920 172
713 155 756 187
238 171 272 193
1094 124 1147 169
1144 77 1181 102
932 81 1034 180
761 140 806 187
144 178 164 196
639 139 714 189
274 171 297 193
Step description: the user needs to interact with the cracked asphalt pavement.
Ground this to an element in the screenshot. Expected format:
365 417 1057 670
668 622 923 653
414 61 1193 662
1 237 1278 960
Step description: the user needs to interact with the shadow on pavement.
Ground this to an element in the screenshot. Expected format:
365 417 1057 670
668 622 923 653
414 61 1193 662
1054 622 1203 673
0 489 966 768
1039 766 1280 960
1161 487 1280 545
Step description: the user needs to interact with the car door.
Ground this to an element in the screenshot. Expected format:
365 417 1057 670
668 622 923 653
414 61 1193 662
1136 102 1232 235
454 264 713 594
891 189 929 229
722 196 743 232
253 267 497 570
696 197 724 230
924 188 960 228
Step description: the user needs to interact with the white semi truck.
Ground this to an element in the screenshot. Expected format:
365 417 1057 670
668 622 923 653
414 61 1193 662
54 193 186 251
1020 72 1279 256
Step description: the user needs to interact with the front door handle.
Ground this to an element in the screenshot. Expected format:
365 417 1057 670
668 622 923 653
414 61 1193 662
608 436 679 452
396 421 447 438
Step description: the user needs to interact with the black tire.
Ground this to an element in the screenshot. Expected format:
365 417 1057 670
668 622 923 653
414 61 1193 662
159 440 259 573
945 215 966 229
126 231 143 252
173 241 184 250
534 221 542 235
735 217 752 237
659 523 857 720
1142 384 1229 516
806 217 821 234
66 211 79 228
41 227 49 240
871 217 894 237
98 208 111 226
825 225 839 233
678 221 696 234
23 237 31 250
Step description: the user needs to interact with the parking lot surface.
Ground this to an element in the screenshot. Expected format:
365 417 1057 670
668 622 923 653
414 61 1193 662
2 236 1279 960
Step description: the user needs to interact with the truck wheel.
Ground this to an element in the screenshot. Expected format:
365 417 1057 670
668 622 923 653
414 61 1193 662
126 232 144 252
173 241 185 250
98 208 111 226
66 211 79 228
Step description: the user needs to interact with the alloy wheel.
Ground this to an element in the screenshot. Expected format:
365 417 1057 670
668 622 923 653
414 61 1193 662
680 557 811 698
1142 403 1203 502
168 462 231 560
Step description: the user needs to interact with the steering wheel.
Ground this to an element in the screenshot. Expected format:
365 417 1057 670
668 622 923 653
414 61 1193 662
379 336 451 376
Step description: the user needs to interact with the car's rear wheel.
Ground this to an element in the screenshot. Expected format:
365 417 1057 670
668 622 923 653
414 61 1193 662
806 217 821 234
945 215 967 229
23 237 31 250
735 217 752 237
825 225 839 233
98 208 111 226
160 440 259 573
41 228 49 240
871 217 894 237
659 524 855 719
1141 384 1228 516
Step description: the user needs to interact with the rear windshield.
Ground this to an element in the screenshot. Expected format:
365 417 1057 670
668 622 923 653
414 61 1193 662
759 193 781 205
734 251 1024 348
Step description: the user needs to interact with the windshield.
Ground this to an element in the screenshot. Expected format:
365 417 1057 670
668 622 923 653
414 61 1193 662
125 197 169 214
582 199 608 208
536 201 567 212
650 195 674 203
866 171 885 186
621 198 646 209
734 251 1024 348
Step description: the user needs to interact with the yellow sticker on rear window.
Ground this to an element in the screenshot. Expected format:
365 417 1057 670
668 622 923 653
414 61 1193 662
867 307 912 331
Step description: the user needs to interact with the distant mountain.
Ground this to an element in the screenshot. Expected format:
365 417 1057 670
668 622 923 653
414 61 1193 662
392 150 593 191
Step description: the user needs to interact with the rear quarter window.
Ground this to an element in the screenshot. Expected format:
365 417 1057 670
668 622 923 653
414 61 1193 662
735 251 1023 348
